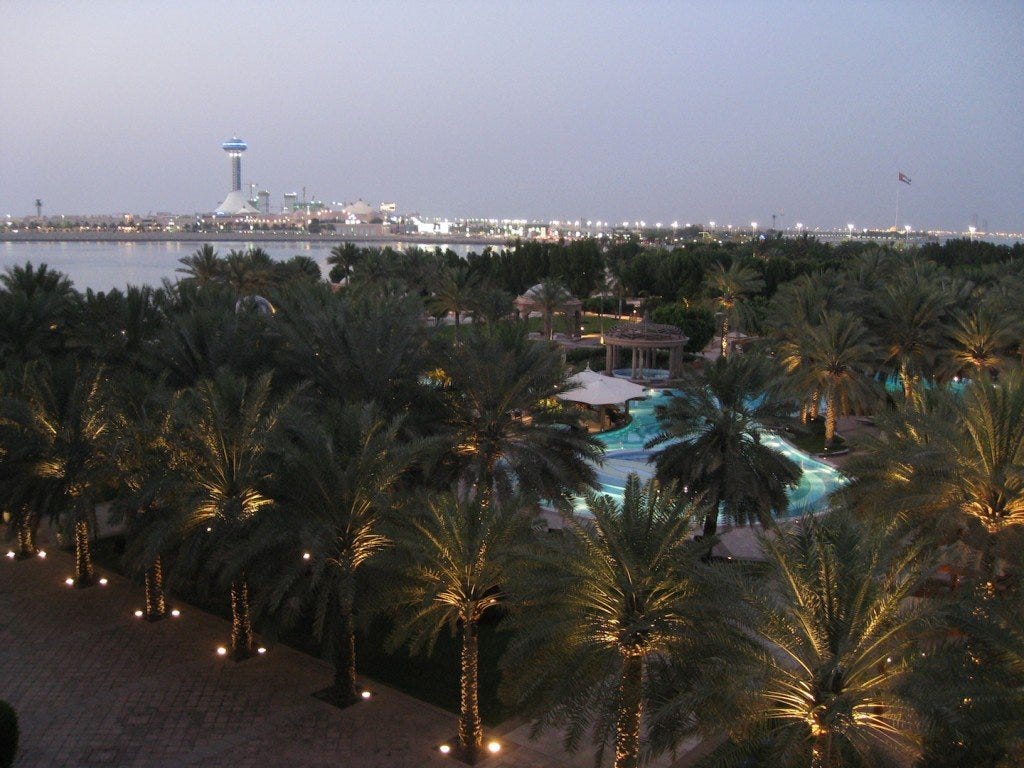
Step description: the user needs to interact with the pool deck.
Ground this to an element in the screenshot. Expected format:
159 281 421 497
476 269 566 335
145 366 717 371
1 527 708 768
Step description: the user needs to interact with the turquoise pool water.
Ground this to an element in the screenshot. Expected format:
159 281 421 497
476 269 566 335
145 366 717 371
583 389 845 515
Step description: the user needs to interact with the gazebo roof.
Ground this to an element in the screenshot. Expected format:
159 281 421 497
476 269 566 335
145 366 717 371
557 366 649 406
604 321 688 344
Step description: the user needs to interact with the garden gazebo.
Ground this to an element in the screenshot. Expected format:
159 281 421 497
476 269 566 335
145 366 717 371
603 321 688 380
514 283 583 339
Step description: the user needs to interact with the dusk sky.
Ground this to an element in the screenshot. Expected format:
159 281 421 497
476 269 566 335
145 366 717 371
2 1 1022 231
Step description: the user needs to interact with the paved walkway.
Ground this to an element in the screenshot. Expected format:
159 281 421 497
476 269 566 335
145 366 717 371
1 534 706 768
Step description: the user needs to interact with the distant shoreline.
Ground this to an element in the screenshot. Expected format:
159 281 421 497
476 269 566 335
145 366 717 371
0 231 511 247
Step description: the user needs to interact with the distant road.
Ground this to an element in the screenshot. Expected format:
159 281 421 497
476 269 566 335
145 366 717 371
0 230 512 247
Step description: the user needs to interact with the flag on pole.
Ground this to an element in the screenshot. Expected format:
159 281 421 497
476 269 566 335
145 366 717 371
898 172 911 185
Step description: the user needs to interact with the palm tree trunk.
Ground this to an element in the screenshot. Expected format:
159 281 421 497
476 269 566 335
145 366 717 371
333 607 358 705
144 557 168 621
809 389 821 421
73 519 95 587
614 654 643 768
900 361 914 400
720 315 730 358
230 578 255 660
15 515 37 559
824 393 837 446
458 619 483 763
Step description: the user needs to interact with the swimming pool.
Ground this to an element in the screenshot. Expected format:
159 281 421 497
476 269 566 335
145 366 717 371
580 389 845 516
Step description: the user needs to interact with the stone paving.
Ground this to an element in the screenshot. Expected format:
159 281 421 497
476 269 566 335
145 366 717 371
1 534 706 768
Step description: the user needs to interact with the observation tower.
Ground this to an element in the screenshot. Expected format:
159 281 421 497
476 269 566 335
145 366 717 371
221 137 247 192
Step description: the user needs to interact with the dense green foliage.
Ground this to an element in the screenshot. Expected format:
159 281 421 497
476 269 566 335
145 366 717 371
2 232 1024 766
0 700 16 768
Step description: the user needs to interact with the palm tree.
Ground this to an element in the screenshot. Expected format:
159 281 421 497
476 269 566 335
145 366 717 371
262 403 414 704
175 244 223 285
530 279 575 340
869 277 952 398
4 360 112 586
327 242 363 283
1 262 75 299
429 263 480 341
705 262 764 358
436 325 601 505
388 490 540 763
172 368 288 659
501 475 723 768
844 374 1024 591
944 307 1019 380
651 510 934 768
777 311 881 446
646 353 802 540
108 372 180 621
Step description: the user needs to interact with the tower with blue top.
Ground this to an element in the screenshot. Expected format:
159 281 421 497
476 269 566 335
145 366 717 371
221 137 247 192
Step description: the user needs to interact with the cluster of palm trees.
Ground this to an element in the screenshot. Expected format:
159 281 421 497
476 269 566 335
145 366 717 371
3 240 1024 767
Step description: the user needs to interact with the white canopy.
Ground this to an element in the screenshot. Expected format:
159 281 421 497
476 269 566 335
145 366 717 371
558 366 649 406
215 190 259 216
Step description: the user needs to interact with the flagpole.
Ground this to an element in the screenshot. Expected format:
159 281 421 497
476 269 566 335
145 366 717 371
894 183 900 230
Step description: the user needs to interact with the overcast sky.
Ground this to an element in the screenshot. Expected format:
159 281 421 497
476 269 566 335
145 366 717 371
2 1 1021 231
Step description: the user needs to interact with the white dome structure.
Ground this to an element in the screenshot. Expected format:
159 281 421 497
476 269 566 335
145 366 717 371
215 190 259 216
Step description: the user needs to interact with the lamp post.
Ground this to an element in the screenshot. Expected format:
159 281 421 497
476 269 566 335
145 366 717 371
969 225 976 242
846 223 854 239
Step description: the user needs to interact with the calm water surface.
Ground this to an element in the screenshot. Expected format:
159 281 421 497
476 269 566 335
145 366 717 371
0 240 480 292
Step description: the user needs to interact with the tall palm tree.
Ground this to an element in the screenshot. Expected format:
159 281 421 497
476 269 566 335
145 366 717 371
108 372 180 621
650 509 934 768
530 279 575 340
327 242 363 283
175 244 223 285
944 307 1019 380
844 374 1024 590
388 490 540 763
436 325 601 505
777 311 880 446
646 353 802 539
429 263 480 341
172 368 288 659
869 276 952 398
261 403 415 704
4 360 112 586
705 262 764 358
501 475 724 768
1 262 75 299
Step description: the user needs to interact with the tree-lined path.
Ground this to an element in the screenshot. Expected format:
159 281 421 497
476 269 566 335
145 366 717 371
0 543 630 768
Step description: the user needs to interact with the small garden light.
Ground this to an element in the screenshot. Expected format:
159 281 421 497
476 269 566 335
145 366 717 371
65 578 74 586
257 646 267 655
361 690 371 699
302 552 311 560
216 646 227 656
38 550 46 558
487 741 501 754
134 610 144 618
439 744 451 755
171 609 181 617
5 551 14 559
98 577 108 586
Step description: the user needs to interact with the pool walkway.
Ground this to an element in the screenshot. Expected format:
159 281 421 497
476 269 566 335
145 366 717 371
0 534 705 767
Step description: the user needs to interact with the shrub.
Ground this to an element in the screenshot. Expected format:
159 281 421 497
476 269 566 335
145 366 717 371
0 700 18 768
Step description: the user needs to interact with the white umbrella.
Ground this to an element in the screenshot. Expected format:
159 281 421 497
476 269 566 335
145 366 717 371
558 366 650 406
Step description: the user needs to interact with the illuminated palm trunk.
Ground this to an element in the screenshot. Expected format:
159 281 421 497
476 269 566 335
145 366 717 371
809 389 821 421
614 655 643 768
458 620 483 763
334 569 358 705
720 314 730 358
899 362 916 400
15 515 37 559
73 519 95 587
824 393 837 446
230 578 255 660
144 557 168 621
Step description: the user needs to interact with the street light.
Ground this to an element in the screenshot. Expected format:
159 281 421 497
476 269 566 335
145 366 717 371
969 225 976 241
847 223 854 238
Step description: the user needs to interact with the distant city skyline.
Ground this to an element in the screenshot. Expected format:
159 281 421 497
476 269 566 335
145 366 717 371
1 2 1022 231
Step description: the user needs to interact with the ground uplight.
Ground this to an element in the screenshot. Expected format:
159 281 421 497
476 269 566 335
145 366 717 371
216 646 227 656
488 741 501 754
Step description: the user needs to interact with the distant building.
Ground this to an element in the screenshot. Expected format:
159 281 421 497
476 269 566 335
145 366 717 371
215 137 259 215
